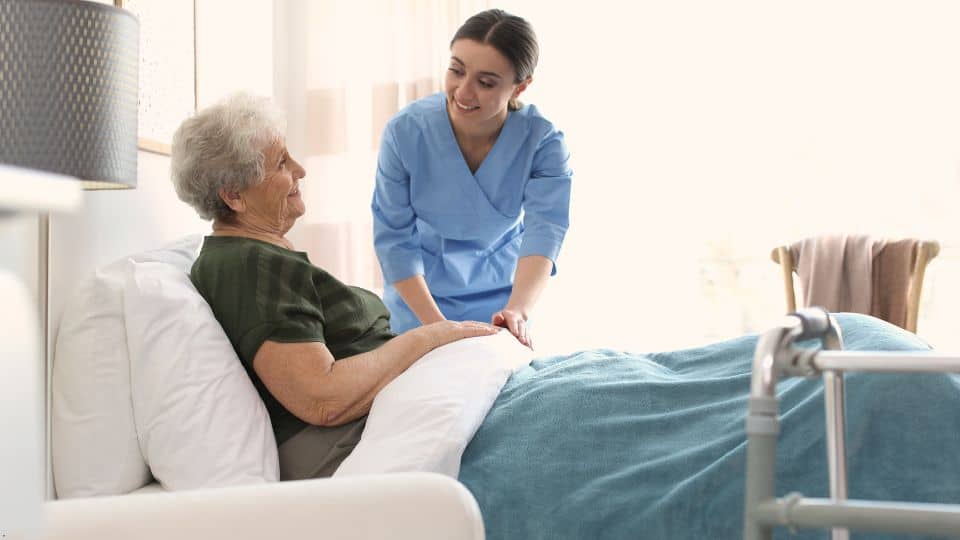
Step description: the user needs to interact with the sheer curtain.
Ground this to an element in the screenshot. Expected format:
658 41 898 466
273 0 489 292
494 0 960 354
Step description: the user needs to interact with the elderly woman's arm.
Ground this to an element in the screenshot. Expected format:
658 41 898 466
253 321 497 427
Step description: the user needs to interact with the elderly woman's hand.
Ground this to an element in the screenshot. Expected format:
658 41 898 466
419 320 501 349
492 309 532 349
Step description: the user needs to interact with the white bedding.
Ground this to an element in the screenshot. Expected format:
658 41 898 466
335 330 533 477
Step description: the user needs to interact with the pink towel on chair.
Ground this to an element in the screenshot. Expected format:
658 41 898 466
788 235 918 329
871 238 917 329
790 235 885 314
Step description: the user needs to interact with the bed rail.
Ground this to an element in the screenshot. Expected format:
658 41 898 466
743 308 960 540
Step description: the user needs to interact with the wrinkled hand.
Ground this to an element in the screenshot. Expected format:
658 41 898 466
492 309 532 349
420 320 500 349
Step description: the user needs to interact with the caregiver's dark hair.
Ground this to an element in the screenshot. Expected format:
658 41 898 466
450 9 538 111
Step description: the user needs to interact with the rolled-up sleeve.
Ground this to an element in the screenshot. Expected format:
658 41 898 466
372 122 425 284
519 126 572 274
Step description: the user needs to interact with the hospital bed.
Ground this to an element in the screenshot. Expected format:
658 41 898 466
36 233 960 539
744 308 960 539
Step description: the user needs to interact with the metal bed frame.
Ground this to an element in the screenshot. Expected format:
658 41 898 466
743 308 960 539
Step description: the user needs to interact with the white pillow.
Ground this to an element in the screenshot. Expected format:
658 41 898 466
334 330 533 478
53 235 204 498
123 260 278 490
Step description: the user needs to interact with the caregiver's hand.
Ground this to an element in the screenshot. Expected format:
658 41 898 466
419 320 500 350
492 309 532 349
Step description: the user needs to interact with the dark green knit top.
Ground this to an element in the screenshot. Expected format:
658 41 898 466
190 235 395 445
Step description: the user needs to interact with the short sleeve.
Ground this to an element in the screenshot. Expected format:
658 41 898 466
372 120 426 284
519 125 573 273
234 251 328 365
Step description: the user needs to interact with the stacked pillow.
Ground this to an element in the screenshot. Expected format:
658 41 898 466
52 235 278 498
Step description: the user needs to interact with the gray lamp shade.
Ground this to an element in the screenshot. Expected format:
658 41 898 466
0 0 138 189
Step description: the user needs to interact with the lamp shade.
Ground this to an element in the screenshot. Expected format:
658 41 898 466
0 0 139 190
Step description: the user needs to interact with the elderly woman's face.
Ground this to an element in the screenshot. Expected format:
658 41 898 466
240 138 306 232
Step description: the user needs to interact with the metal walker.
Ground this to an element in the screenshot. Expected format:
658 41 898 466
744 308 960 539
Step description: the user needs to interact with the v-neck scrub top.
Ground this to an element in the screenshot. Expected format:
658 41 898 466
372 93 572 332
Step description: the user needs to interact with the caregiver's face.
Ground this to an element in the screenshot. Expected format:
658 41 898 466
445 39 519 126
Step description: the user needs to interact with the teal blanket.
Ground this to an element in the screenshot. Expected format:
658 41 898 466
459 314 960 540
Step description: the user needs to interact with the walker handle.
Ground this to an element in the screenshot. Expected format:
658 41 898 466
791 307 832 342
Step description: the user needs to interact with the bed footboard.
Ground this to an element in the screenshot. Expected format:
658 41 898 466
743 308 960 540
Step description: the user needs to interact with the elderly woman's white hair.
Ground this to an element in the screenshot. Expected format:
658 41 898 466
171 93 286 221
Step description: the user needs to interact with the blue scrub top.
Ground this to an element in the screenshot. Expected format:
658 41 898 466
372 93 572 332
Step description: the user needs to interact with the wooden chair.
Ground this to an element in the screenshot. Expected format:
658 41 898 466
771 239 940 333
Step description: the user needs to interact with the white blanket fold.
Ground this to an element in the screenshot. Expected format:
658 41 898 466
334 331 533 478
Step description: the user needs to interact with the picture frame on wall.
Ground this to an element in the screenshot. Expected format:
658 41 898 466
114 0 198 155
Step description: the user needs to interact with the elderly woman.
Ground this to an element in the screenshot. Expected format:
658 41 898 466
170 94 498 480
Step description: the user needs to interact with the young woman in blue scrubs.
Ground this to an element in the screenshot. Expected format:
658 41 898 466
372 9 572 348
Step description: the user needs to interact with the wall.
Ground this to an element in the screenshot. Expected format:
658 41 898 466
0 216 39 298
